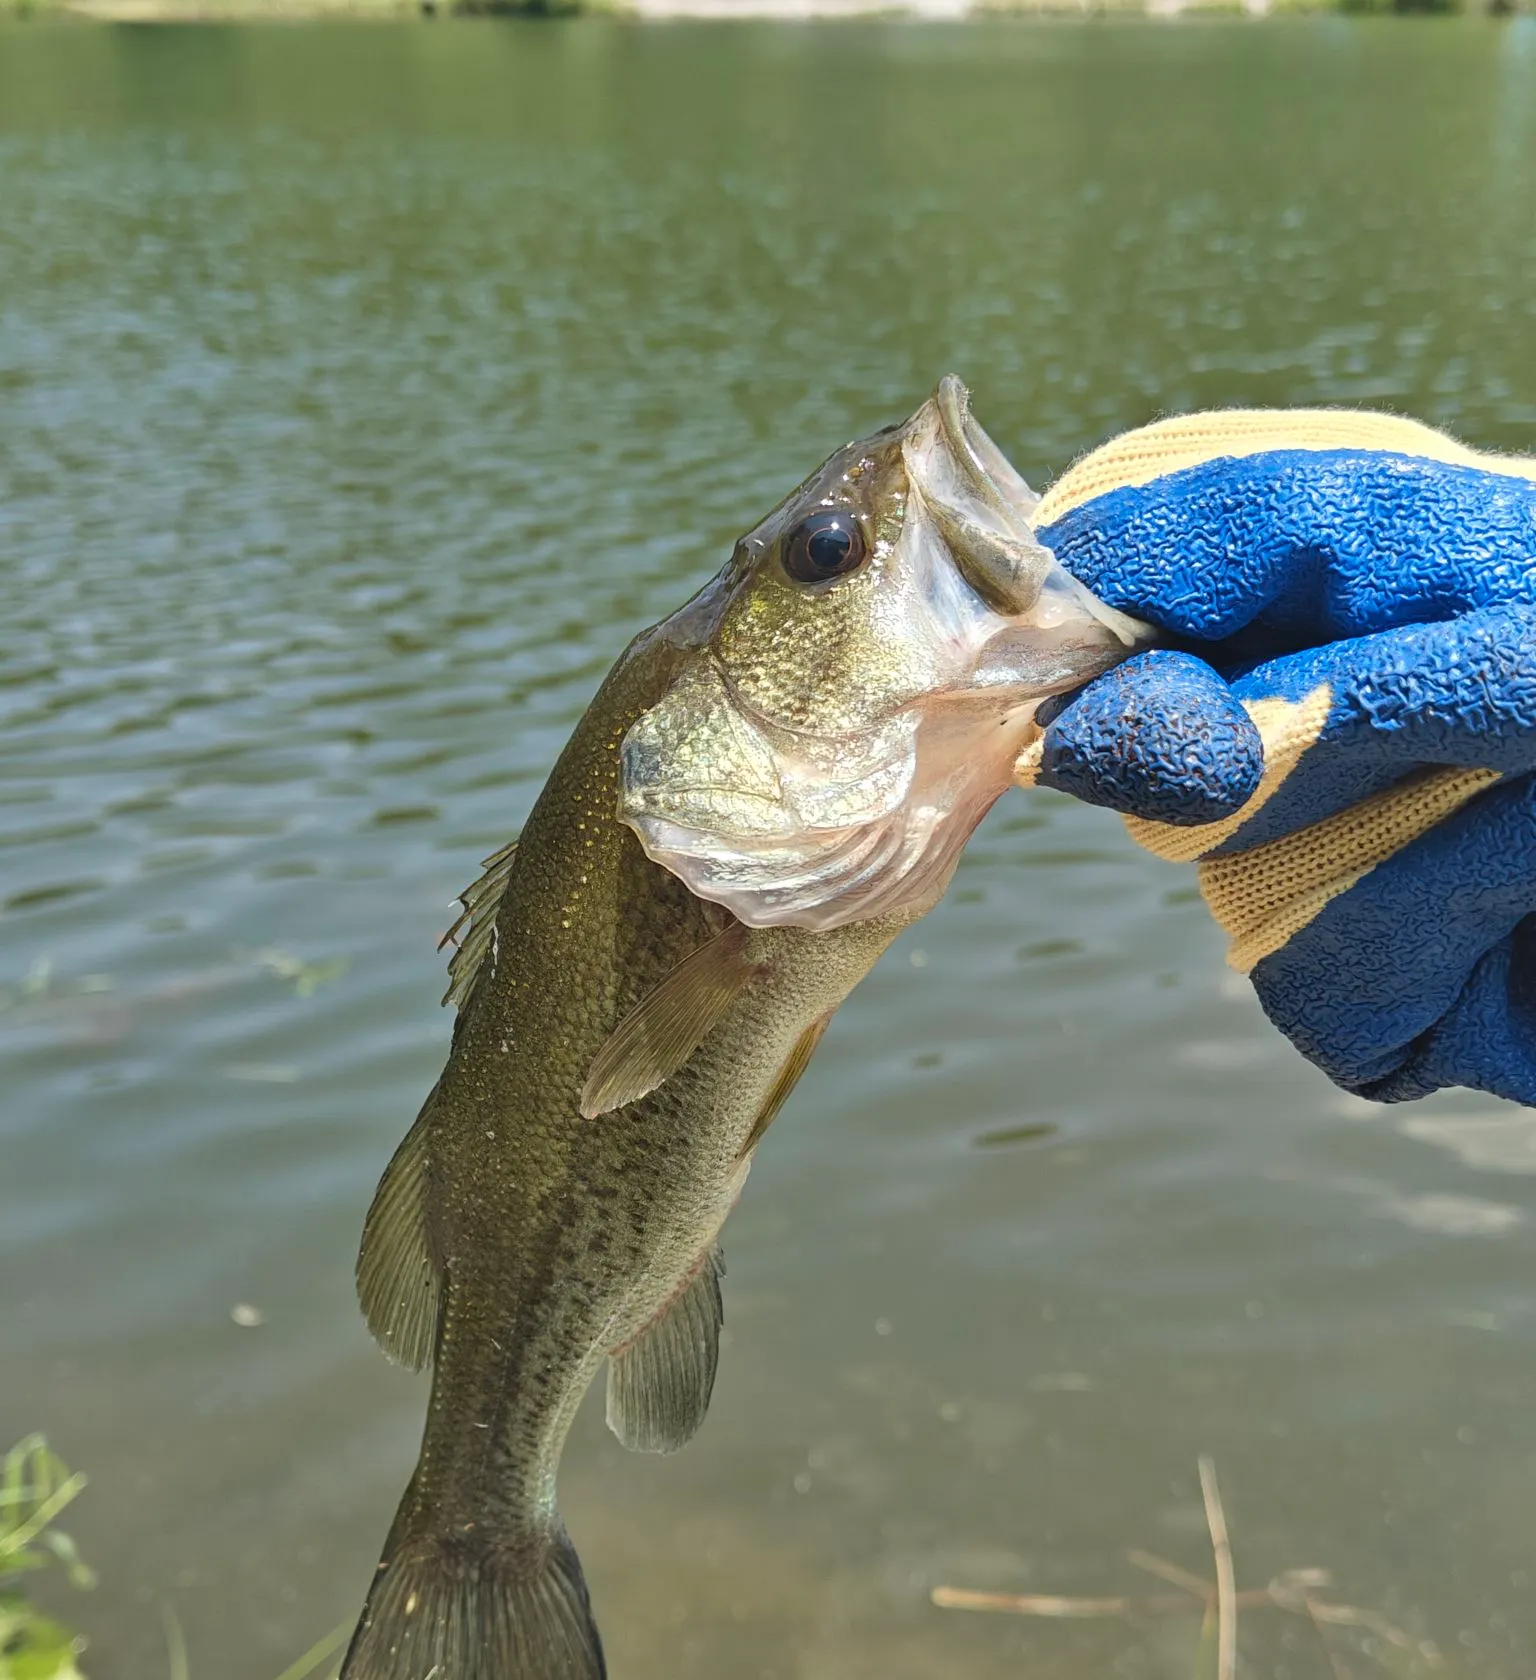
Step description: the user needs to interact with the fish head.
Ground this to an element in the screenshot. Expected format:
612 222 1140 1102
619 375 1152 932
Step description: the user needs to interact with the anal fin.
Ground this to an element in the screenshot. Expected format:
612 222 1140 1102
356 1109 440 1371
606 1246 724 1454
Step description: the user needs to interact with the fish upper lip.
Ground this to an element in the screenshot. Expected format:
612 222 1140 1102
932 373 1015 521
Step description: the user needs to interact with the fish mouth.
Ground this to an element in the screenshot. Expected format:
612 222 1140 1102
617 377 1154 932
935 374 1041 534
916 375 1150 647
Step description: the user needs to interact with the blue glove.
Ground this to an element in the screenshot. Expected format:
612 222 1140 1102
1013 410 1536 1107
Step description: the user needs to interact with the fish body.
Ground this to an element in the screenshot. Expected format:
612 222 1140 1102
340 379 1150 1680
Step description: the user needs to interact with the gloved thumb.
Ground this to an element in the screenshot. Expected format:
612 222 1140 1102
1018 650 1264 827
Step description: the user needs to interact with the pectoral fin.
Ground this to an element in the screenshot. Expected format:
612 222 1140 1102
739 1012 832 1159
355 1109 440 1371
606 1246 725 1454
579 922 759 1118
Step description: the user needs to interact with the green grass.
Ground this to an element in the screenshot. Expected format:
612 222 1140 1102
0 1437 93 1680
0 1437 348 1680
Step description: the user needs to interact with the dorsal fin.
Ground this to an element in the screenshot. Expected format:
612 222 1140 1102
579 923 759 1119
439 838 518 1011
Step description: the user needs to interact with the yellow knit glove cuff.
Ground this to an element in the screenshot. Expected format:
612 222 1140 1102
1034 407 1536 528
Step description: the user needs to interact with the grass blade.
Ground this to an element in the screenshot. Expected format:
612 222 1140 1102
1197 1456 1237 1680
269 1619 353 1680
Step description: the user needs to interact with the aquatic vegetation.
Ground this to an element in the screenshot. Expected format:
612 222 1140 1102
0 961 113 1017
253 946 350 999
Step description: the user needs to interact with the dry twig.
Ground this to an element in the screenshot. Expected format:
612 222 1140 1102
931 1456 1441 1674
929 1585 1276 1619
1126 1548 1215 1599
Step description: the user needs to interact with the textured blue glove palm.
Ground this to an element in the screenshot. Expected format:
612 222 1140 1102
1019 411 1536 1106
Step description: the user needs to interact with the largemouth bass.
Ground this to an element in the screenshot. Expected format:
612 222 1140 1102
340 377 1149 1680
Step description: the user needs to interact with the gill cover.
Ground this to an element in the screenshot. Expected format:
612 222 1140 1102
619 377 1151 931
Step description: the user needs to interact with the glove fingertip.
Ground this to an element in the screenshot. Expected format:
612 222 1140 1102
1038 650 1263 826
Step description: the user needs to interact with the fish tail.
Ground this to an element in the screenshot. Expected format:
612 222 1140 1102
339 1509 605 1680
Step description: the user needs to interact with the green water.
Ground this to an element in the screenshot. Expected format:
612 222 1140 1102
2 19 1536 1679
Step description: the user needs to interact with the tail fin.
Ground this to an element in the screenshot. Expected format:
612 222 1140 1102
339 1522 605 1680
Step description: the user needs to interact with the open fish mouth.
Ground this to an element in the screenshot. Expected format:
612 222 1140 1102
618 376 1153 932
920 375 1149 662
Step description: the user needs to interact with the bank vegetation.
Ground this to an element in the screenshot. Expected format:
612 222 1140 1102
2 0 1529 21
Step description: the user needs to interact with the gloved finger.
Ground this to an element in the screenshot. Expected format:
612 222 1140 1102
1249 772 1536 1106
1037 449 1536 653
1211 602 1536 854
1022 604 1536 842
1019 650 1263 826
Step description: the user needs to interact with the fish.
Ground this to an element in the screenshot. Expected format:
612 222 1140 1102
339 376 1150 1680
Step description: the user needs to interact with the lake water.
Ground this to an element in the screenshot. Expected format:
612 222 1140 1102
3 18 1536 1679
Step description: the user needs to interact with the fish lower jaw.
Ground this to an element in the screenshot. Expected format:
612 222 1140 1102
624 707 1040 934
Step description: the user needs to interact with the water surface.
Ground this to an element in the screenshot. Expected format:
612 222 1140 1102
3 19 1536 1678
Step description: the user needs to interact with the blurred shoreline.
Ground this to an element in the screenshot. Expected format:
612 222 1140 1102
5 0 1527 19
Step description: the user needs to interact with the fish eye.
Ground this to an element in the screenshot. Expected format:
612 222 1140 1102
783 510 868 586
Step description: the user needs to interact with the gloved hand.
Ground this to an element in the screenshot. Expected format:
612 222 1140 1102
1013 410 1536 1106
